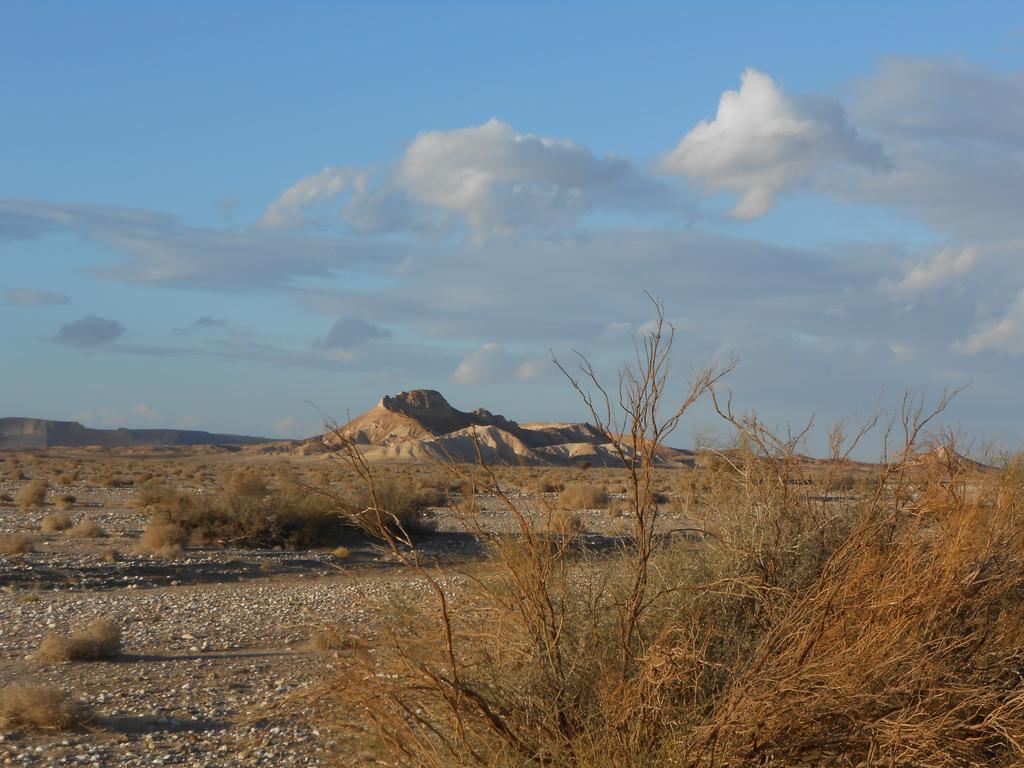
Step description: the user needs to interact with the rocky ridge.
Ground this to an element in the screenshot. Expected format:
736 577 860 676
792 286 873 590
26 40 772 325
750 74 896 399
300 389 695 467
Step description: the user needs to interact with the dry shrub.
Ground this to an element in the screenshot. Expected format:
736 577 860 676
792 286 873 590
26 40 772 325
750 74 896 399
347 476 438 535
308 299 1024 768
56 470 79 485
54 494 76 510
138 474 355 548
138 521 188 558
41 512 73 532
67 518 106 538
545 509 585 537
557 481 608 510
313 298 734 767
225 467 269 498
15 478 48 510
535 475 564 494
686 460 1024 766
100 473 132 488
0 684 90 731
0 534 35 554
35 618 122 663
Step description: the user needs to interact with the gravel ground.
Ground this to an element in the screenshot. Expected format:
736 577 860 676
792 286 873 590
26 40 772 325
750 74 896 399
0 467 693 766
0 477 471 767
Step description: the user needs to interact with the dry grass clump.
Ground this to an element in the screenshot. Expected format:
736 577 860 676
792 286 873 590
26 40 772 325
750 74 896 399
544 509 585 537
0 534 35 554
99 473 133 488
15 478 48 510
54 494 76 510
134 467 440 549
556 481 609 510
0 683 90 731
347 476 439 535
40 511 73 532
67 518 106 538
138 472 350 548
138 520 188 558
225 467 269 497
35 618 122 663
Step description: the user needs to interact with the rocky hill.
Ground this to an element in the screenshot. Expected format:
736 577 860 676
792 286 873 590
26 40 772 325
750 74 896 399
300 389 695 467
0 417 271 450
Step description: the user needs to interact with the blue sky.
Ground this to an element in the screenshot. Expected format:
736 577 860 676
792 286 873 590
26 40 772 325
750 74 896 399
2 2 1023 456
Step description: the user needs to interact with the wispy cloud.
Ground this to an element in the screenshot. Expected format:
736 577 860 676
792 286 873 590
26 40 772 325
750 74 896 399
880 246 978 298
3 288 70 306
955 290 1024 356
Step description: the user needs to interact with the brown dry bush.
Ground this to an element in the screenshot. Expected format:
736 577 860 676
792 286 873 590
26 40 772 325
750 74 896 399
0 534 35 554
137 471 371 548
556 481 609 510
544 509 586 538
684 441 1024 765
225 467 269 498
100 474 133 488
67 518 106 538
304 297 1024 768
54 494 76 510
15 478 48 510
0 684 90 731
312 297 735 767
347 476 439 535
41 512 73 532
138 520 188 558
35 618 122 663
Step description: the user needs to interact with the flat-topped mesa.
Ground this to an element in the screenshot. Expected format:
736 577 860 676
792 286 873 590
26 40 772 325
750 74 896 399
375 389 525 439
379 390 461 423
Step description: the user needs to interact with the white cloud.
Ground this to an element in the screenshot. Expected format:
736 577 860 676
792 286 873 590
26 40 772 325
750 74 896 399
880 246 978 298
395 118 662 239
515 356 550 381
258 166 367 229
453 342 508 385
662 68 888 218
259 118 669 240
956 290 1024 355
